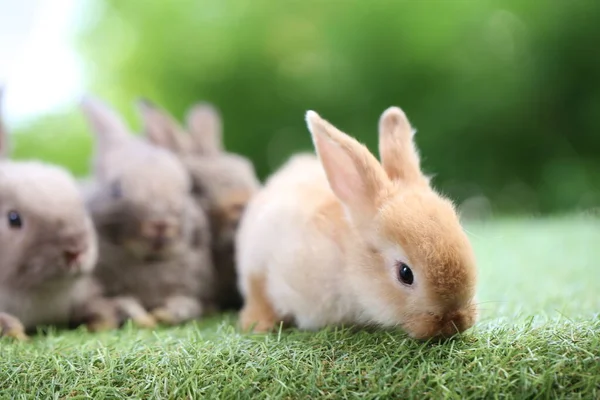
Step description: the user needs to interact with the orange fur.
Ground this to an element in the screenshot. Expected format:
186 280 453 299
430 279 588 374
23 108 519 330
239 274 278 332
378 107 427 186
236 107 478 339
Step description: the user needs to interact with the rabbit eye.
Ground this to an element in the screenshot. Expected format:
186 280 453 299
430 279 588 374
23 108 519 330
7 210 23 229
111 181 123 199
397 262 414 285
191 181 204 196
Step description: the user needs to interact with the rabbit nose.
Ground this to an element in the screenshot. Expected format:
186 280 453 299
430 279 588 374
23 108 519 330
437 310 472 337
141 219 178 239
154 222 167 234
64 250 80 265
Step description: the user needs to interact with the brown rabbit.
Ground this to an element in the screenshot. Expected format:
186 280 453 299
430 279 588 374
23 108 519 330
137 100 260 311
80 95 215 327
236 107 478 339
0 88 118 341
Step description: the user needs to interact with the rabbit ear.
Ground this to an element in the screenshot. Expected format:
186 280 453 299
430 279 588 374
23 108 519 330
80 95 130 150
378 107 428 186
185 103 223 156
306 110 389 221
137 98 190 154
0 86 8 158
80 95 132 180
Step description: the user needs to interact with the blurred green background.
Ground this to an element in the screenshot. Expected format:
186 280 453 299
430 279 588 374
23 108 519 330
9 0 600 215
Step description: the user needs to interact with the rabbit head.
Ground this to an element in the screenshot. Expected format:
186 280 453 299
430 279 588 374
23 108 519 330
0 90 98 289
137 100 260 247
81 96 198 260
306 108 478 339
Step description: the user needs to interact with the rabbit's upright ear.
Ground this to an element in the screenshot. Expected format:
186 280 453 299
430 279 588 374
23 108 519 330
306 111 389 223
80 95 131 179
186 103 223 156
137 98 190 154
0 86 9 159
80 95 130 150
378 107 428 187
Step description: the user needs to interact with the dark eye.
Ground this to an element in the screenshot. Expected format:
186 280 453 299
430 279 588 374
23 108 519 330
7 210 23 229
191 181 204 196
111 181 123 199
397 262 414 285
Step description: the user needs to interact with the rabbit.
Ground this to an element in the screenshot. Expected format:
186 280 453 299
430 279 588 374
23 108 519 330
80 95 215 328
0 87 118 341
235 107 478 340
136 100 260 311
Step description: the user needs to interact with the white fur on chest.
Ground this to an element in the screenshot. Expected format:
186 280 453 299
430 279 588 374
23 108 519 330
0 281 77 329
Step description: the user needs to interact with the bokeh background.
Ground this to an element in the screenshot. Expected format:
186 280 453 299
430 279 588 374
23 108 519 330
2 0 599 216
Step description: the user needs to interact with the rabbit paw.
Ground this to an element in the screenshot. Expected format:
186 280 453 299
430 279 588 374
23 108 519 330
239 307 276 333
0 313 29 342
81 300 120 333
238 276 278 333
113 296 157 329
132 314 158 329
151 307 178 326
86 315 119 332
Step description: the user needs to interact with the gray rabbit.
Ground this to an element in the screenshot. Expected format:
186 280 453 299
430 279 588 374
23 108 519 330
81 95 215 327
137 100 260 311
0 88 118 340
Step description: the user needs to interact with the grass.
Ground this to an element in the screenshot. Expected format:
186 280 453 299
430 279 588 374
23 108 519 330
1 216 599 399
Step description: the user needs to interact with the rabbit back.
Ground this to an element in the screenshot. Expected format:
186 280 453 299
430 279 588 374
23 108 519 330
236 153 358 328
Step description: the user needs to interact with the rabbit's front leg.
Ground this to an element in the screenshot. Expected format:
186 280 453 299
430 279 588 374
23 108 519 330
71 296 120 333
113 296 157 328
0 312 28 341
151 295 203 325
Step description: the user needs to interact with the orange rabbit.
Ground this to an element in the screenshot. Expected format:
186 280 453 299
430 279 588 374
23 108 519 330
236 107 478 339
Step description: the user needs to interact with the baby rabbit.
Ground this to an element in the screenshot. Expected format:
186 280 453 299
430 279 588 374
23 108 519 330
137 100 260 311
235 107 478 340
80 95 215 328
0 88 118 340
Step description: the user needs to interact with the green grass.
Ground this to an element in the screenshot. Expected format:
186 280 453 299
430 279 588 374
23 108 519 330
1 217 599 399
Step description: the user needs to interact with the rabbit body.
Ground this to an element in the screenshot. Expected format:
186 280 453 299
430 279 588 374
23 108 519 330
0 276 102 331
81 96 215 326
0 161 116 338
138 101 260 311
236 154 358 330
91 191 215 320
0 87 116 340
179 154 258 310
236 109 478 339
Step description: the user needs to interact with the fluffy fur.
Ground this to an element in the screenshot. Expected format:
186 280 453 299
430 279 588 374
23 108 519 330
235 107 478 340
81 95 215 327
137 100 260 311
0 88 117 340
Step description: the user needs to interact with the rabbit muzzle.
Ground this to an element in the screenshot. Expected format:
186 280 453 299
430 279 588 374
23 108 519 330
139 219 180 252
60 246 91 275
404 305 478 340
